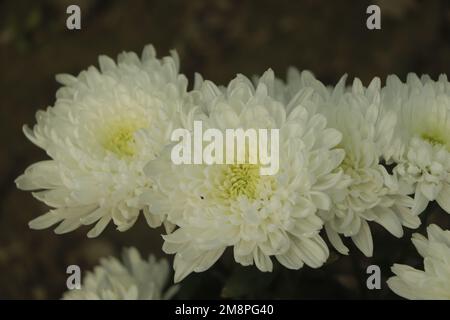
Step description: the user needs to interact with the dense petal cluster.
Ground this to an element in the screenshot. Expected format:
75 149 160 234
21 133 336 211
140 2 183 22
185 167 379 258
143 70 345 282
63 247 178 300
16 45 202 237
382 74 450 215
264 69 420 256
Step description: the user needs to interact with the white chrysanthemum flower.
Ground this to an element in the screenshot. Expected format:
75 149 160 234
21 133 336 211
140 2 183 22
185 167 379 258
143 70 346 282
15 45 201 237
387 224 450 300
63 247 178 300
254 68 339 119
263 69 421 256
382 74 450 215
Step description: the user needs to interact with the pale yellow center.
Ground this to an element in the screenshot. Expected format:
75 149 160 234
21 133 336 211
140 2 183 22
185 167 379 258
221 164 261 199
102 120 146 158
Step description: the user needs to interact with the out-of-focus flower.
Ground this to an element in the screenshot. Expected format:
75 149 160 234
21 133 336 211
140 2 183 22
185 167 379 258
63 247 178 300
387 224 450 300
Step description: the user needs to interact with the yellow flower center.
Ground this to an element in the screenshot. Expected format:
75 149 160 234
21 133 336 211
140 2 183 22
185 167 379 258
222 164 261 199
102 120 146 158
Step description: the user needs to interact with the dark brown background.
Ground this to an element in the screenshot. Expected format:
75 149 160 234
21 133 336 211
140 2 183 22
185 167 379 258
1 0 449 299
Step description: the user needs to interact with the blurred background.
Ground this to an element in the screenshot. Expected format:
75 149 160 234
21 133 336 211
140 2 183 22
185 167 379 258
1 0 450 299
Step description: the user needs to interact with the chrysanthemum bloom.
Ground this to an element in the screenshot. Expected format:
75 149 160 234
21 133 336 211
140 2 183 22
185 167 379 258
382 74 450 215
63 247 178 300
387 224 450 300
143 70 346 282
264 70 421 257
15 45 202 237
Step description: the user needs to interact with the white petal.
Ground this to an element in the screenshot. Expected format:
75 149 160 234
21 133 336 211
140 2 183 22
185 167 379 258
436 184 450 214
374 208 403 238
253 247 273 272
310 191 331 211
351 220 373 257
325 223 349 255
412 190 429 215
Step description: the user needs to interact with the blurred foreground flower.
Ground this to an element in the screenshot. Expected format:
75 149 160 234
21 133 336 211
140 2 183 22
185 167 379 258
63 247 178 300
387 224 450 299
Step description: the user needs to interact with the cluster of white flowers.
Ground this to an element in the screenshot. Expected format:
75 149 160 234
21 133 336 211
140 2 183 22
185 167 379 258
16 45 450 299
63 247 178 300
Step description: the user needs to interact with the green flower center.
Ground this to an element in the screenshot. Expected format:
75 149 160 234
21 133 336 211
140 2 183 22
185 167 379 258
102 120 146 158
222 164 261 199
421 132 446 147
